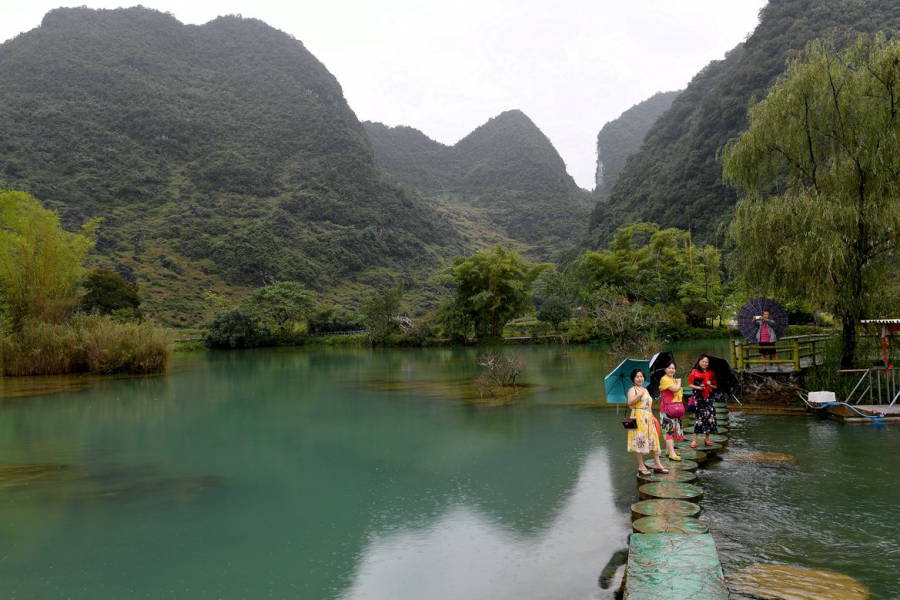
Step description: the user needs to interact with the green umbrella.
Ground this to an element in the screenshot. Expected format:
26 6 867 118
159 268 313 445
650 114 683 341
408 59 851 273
605 358 651 404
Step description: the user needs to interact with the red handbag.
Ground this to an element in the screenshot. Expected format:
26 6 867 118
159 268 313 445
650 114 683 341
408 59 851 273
665 402 685 419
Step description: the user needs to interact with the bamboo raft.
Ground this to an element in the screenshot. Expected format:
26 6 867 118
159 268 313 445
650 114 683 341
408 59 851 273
621 405 731 598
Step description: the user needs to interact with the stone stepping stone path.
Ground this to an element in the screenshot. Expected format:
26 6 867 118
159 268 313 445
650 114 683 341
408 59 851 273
676 441 725 454
671 448 708 463
633 516 709 535
631 498 701 520
638 481 704 502
637 470 698 485
624 533 728 598
654 456 699 472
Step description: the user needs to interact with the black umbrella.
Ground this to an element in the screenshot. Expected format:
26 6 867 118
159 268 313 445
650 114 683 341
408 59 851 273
737 298 788 342
697 355 739 397
647 350 674 399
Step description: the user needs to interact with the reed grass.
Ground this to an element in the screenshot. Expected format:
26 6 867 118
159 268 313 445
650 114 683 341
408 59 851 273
1 315 173 376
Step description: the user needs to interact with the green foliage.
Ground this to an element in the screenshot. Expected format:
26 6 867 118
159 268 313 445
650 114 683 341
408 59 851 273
723 32 900 368
205 309 269 349
365 110 592 259
588 0 900 246
536 296 572 332
80 268 141 317
307 306 364 334
571 223 724 327
0 314 171 375
0 190 99 331
0 7 457 324
451 246 550 339
238 282 317 339
361 285 404 341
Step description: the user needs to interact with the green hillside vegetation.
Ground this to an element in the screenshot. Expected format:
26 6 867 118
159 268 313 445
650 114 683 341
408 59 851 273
365 110 592 260
588 0 900 246
0 7 458 325
593 91 680 197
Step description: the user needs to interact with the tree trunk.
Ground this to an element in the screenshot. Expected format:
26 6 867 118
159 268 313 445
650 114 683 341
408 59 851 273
840 313 857 370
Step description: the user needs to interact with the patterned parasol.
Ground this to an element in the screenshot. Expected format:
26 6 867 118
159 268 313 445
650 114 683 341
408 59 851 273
737 298 788 342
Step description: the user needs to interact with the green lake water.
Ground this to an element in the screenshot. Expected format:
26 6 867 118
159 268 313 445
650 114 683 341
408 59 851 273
0 342 897 599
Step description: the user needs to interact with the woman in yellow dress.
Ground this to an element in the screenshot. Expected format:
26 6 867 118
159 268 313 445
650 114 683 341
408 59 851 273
626 369 667 476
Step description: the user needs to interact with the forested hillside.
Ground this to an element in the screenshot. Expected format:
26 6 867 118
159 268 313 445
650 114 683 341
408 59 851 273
365 110 591 260
588 0 900 246
593 91 679 197
0 7 458 324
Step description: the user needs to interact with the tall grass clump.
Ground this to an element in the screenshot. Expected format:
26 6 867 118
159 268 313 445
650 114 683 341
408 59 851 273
0 315 173 376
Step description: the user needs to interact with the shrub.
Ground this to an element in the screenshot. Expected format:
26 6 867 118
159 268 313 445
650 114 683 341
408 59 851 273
205 309 269 349
0 315 172 376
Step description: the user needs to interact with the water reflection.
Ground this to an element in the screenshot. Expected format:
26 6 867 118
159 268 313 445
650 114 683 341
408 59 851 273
340 450 624 600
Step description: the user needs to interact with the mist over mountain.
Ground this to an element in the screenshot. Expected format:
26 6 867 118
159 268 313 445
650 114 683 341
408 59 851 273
366 110 591 260
0 7 458 323
588 0 900 246
593 91 680 197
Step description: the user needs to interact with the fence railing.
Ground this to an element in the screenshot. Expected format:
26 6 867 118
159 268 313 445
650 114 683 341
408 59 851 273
840 367 900 405
732 334 831 372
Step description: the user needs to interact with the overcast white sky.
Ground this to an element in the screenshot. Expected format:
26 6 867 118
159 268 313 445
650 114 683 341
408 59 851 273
2 1 767 189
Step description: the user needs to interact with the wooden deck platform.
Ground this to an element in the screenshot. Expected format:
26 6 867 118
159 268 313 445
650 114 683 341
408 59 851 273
820 403 900 423
624 533 728 599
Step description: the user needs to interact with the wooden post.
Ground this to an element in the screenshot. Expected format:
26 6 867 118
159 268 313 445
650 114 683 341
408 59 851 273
793 338 800 371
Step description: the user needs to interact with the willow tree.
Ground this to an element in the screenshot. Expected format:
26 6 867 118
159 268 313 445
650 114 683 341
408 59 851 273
723 33 900 368
0 190 99 331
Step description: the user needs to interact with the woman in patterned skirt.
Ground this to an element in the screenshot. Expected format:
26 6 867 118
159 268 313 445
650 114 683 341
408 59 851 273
688 355 719 448
626 369 668 476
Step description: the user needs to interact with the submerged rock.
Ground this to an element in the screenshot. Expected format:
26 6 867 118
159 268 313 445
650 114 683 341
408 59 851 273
727 563 868 599
730 452 797 466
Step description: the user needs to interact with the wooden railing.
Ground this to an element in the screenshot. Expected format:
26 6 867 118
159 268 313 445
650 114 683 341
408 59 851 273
731 334 831 372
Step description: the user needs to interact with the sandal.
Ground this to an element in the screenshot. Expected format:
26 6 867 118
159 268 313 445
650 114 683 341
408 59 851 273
667 454 682 461
638 467 652 476
704 440 714 447
652 466 670 474
690 441 697 449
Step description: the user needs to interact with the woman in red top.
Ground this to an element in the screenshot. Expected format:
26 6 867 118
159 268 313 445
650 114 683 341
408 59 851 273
688 355 719 448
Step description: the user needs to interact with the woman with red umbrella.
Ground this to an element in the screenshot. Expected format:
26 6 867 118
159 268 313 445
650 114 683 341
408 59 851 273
688 355 719 448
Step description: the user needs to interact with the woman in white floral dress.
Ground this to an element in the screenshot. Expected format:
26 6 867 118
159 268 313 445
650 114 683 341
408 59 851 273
626 369 667 476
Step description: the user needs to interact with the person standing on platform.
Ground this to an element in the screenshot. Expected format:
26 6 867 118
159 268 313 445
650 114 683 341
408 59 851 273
755 310 779 371
658 361 684 461
688 355 719 448
626 369 668 476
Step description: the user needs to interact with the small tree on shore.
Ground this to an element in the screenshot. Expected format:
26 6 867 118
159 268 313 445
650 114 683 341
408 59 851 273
451 245 550 339
0 190 99 331
536 295 572 332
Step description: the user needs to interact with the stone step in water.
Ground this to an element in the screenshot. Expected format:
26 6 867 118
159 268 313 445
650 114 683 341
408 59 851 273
677 441 724 454
638 482 704 502
654 456 699 472
637 470 698 485
669 449 708 463
632 516 709 535
624 533 728 599
631 498 701 521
